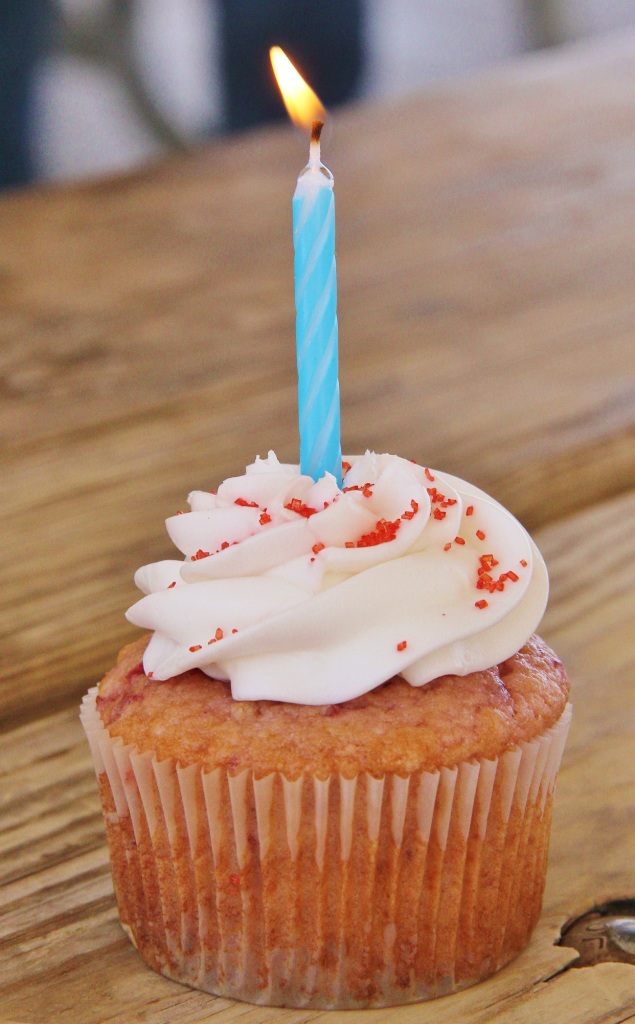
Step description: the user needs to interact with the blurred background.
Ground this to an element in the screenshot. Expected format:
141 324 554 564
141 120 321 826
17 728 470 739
2 0 635 192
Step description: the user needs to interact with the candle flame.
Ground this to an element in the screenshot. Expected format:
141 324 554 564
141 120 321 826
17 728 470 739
270 46 327 133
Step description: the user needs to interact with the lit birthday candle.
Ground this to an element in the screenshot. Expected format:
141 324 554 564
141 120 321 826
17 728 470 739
270 47 341 485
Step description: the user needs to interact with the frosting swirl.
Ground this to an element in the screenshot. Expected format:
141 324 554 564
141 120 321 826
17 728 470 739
126 452 548 704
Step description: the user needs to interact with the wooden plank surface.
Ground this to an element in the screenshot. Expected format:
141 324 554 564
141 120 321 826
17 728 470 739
1 28 635 1024
2 34 635 728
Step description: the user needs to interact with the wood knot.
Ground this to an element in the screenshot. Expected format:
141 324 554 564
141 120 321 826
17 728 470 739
558 898 635 966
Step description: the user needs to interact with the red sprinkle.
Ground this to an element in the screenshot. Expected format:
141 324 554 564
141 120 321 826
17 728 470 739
312 542 325 555
259 510 272 525
402 499 420 521
147 671 154 679
480 554 499 568
424 467 435 481
285 498 318 518
232 628 238 634
350 517 401 548
215 627 224 641
476 553 517 594
342 460 352 475
475 599 489 610
427 487 458 508
167 581 176 589
343 482 374 498
476 529 486 541
520 559 528 567
191 549 210 561
466 505 474 516
454 536 466 545
189 645 202 652
443 542 452 551
432 508 446 520
397 640 408 652
235 498 258 508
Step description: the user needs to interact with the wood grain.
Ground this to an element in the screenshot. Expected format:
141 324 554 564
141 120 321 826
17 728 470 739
1 28 635 1024
3 35 635 728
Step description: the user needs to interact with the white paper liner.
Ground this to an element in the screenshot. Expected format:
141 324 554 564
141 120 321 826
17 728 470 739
81 690 571 1009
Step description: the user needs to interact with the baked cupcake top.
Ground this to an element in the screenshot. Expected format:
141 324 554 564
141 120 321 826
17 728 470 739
97 633 568 778
126 452 549 705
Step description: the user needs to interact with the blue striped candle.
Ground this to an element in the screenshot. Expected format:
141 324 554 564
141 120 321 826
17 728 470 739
293 122 342 485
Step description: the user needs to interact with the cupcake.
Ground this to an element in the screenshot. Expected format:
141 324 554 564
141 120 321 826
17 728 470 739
81 452 570 1008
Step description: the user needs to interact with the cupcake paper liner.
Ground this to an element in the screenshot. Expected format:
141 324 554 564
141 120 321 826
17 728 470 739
81 691 571 1009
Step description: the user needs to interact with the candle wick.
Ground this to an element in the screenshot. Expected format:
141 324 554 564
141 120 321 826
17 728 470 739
311 120 323 145
309 119 323 168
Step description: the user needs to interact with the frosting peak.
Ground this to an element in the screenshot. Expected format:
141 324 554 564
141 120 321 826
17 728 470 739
126 452 548 704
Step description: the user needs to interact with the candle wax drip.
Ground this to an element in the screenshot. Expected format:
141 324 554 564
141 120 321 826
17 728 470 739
299 150 334 183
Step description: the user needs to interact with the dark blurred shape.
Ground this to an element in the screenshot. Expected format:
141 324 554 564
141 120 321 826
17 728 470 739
0 0 363 192
0 0 51 189
218 0 364 131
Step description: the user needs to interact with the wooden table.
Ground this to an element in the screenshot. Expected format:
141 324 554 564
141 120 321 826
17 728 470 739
1 30 634 1024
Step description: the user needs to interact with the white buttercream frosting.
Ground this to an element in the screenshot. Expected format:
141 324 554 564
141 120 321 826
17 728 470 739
126 452 548 704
